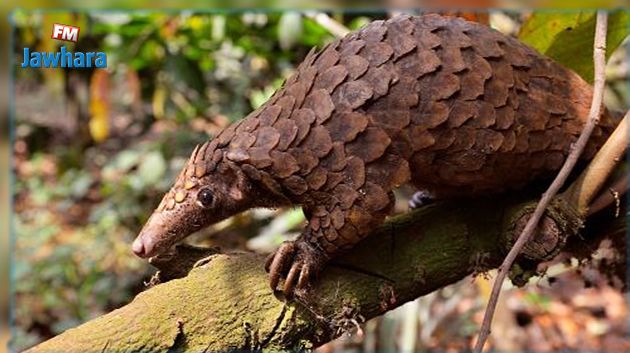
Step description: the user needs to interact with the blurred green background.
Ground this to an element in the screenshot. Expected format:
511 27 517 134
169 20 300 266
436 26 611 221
6 7 630 353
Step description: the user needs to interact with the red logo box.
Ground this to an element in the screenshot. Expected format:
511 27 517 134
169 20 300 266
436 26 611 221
51 23 80 43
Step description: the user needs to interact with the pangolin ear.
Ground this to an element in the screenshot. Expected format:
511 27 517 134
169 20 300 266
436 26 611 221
229 185 244 201
225 162 246 202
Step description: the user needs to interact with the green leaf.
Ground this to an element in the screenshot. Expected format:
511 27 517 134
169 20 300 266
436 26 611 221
137 151 166 186
518 10 630 83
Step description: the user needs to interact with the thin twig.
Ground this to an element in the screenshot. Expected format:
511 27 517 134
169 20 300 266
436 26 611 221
304 12 350 38
563 111 629 215
587 172 628 216
473 11 609 353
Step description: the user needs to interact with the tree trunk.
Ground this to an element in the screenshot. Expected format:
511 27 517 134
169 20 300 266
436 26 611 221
25 193 604 352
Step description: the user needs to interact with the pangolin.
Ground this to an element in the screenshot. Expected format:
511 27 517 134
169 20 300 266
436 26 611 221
132 14 616 295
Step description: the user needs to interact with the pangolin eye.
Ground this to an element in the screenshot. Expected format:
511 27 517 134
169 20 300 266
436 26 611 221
197 188 214 208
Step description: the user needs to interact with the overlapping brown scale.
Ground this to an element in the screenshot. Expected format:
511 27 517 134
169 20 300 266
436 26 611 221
305 166 328 190
500 39 532 68
499 130 517 152
235 116 260 135
362 64 396 99
258 105 282 126
275 95 296 120
436 24 473 48
260 172 286 199
314 42 341 71
458 49 493 100
288 147 319 175
397 48 441 79
365 153 411 189
494 105 516 130
343 156 366 190
300 46 319 68
516 97 549 131
360 20 387 42
337 223 361 245
324 171 344 191
443 149 487 172
466 27 504 58
385 20 417 60
413 101 449 129
484 59 514 107
448 126 477 151
408 126 436 151
270 150 300 178
370 110 411 131
247 147 273 169
253 126 281 151
290 109 316 147
313 65 348 93
273 119 299 151
389 14 414 34
241 163 262 181
413 24 442 50
339 38 366 57
527 130 553 152
333 184 359 210
230 131 256 149
513 130 530 153
297 65 318 94
475 129 505 154
447 100 476 128
283 175 308 195
225 148 250 163
319 142 347 172
513 67 530 92
546 114 563 129
428 72 460 101
322 225 338 242
437 45 467 73
544 95 568 115
286 80 309 109
324 111 369 143
345 127 391 163
216 122 239 147
339 55 370 80
332 80 374 111
471 101 497 128
347 205 375 234
431 128 457 150
329 206 345 229
361 42 394 67
302 89 335 124
360 182 391 212
300 125 333 158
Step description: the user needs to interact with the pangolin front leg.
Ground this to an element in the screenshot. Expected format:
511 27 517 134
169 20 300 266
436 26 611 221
266 190 395 295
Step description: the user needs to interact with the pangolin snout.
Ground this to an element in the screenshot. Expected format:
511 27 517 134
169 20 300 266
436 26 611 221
132 233 159 258
132 213 169 258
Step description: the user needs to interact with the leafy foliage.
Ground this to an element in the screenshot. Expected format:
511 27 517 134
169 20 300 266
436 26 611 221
518 10 630 82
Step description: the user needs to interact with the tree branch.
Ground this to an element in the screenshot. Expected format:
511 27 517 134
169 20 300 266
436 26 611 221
25 193 596 353
474 11 609 352
564 110 628 215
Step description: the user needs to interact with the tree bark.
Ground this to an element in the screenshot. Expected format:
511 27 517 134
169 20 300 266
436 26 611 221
24 193 606 353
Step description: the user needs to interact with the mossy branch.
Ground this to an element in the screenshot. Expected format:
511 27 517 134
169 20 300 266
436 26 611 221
24 193 613 353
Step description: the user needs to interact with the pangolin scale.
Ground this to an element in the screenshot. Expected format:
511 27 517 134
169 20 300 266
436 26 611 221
133 14 616 294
